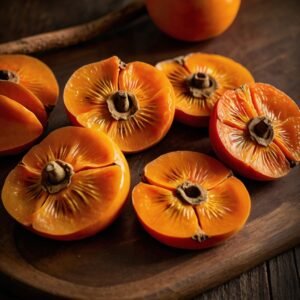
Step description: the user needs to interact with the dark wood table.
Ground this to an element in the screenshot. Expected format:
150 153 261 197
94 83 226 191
0 0 299 299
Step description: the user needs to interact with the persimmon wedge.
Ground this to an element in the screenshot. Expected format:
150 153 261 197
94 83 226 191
2 127 130 240
0 54 59 111
64 56 175 153
210 83 300 180
0 94 43 155
156 53 254 127
0 81 48 155
132 151 251 249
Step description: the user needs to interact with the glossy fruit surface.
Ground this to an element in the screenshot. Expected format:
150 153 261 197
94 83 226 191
0 54 59 110
146 0 241 41
156 53 254 127
2 127 130 240
64 56 175 153
0 55 59 155
210 83 300 180
132 151 251 249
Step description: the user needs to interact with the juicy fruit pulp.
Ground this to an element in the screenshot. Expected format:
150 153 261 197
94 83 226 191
0 55 59 155
0 54 59 110
2 127 130 240
64 56 175 153
156 53 254 127
132 151 251 249
210 83 300 180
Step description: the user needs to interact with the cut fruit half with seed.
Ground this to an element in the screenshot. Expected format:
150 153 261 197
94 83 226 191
132 151 251 249
0 55 59 111
1 127 130 240
64 56 175 153
156 53 254 127
209 83 300 180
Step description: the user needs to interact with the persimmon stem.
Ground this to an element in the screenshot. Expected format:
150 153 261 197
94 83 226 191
0 70 19 83
186 72 217 99
176 181 207 205
248 117 274 147
107 90 139 120
41 160 74 194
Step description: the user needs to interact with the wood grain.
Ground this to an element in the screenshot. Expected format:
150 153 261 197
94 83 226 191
196 263 271 300
0 0 146 54
0 0 299 299
268 250 300 300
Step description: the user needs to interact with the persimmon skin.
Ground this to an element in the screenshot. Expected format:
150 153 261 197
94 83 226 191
175 109 209 128
146 0 241 41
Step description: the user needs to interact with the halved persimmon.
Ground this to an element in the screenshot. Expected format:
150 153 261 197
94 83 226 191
132 151 251 249
210 83 300 180
0 80 48 155
64 56 175 153
0 54 59 111
2 127 130 240
156 53 254 127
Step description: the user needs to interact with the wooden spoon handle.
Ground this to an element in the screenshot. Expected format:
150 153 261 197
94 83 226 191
0 0 146 55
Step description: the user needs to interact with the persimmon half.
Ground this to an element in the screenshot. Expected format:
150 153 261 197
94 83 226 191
0 54 59 111
64 56 175 153
132 151 251 249
0 81 47 155
2 127 130 240
210 83 300 180
156 53 254 127
146 0 241 41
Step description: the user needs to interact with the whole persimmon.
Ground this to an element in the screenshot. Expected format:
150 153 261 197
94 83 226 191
132 151 251 249
2 127 130 240
146 0 241 41
64 56 175 153
210 83 300 180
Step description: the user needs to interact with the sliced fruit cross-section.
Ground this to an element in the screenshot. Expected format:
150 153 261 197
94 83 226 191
1 127 130 240
0 55 59 155
0 54 59 111
64 56 175 153
210 83 300 180
156 53 254 127
132 151 251 249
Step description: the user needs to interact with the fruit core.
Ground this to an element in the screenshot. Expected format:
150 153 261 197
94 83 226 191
186 72 217 99
41 160 74 194
248 116 274 147
176 181 207 205
107 90 139 120
0 70 19 83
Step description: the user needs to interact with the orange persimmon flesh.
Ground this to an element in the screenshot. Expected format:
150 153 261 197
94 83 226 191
2 127 130 240
0 95 43 155
210 83 300 180
0 54 59 110
156 53 254 127
0 81 47 125
64 56 175 153
132 151 251 249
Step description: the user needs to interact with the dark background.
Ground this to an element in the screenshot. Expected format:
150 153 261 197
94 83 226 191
0 0 299 299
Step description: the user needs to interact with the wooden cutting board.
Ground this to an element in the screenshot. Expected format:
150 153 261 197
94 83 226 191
0 0 299 299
